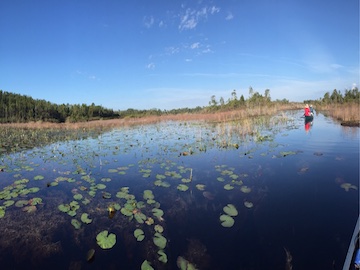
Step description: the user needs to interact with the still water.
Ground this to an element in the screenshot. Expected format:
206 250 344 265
0 111 358 270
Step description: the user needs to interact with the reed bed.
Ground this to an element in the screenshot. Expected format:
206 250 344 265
317 103 360 126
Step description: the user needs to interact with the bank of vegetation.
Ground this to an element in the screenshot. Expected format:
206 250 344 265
0 90 119 123
305 87 359 126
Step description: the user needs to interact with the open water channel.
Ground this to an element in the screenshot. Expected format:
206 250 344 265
0 111 358 270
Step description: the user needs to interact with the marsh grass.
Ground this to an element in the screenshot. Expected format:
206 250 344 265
317 103 360 126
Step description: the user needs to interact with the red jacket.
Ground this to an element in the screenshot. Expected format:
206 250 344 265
304 107 311 116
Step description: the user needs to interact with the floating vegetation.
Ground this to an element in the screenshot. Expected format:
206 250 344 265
223 204 238 216
220 214 235 228
96 230 116 249
81 213 92 224
86 249 95 262
141 260 154 270
240 186 252 193
158 249 168 263
134 228 145 241
176 256 198 270
244 201 254 208
340 183 358 192
153 232 167 249
71 219 81 229
177 184 189 191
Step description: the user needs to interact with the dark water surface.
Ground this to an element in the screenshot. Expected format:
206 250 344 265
0 111 358 270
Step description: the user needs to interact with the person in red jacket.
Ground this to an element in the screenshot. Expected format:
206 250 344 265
304 104 311 117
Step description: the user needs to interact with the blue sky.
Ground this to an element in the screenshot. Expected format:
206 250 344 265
0 0 358 110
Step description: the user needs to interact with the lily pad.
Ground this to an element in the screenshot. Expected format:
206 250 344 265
340 183 358 192
34 175 44 180
224 184 234 190
134 212 147 224
96 230 116 249
134 228 145 241
15 200 29 207
3 200 14 207
96 183 106 190
153 232 167 249
157 250 168 263
152 208 164 218
0 207 5 218
71 219 81 229
223 204 238 216
220 214 235 227
141 260 154 270
58 204 70 213
73 194 83 200
244 201 254 208
81 213 92 224
240 185 252 193
22 205 37 213
154 224 164 233
195 184 206 191
177 184 189 191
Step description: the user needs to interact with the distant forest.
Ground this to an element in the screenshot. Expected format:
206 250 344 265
0 90 118 123
0 87 358 123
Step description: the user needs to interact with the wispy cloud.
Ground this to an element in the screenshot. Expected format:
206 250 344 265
143 15 155 28
146 62 155 70
225 12 234 21
178 6 220 30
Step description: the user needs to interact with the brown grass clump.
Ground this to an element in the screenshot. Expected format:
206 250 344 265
317 103 360 126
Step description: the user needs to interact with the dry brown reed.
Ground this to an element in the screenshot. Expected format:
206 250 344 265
0 103 303 130
317 103 360 125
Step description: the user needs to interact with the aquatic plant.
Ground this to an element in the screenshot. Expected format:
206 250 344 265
141 260 154 270
219 214 235 228
153 232 167 249
134 228 145 241
81 213 92 224
71 219 81 229
96 230 116 249
223 204 238 216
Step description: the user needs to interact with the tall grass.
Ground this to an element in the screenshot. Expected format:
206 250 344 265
317 103 360 125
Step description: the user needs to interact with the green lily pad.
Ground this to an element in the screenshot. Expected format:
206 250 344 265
195 184 206 191
141 260 154 270
157 249 168 263
29 197 42 206
0 207 5 218
28 187 40 193
58 204 70 212
96 230 116 249
96 183 106 190
3 200 15 207
177 184 189 191
73 194 83 200
71 219 81 229
152 208 164 218
81 213 92 224
120 207 133 217
154 224 164 233
220 214 235 227
102 192 111 199
240 185 252 193
143 190 154 200
15 200 29 207
153 232 167 249
224 184 234 190
135 212 147 224
223 204 238 216
34 175 44 180
134 228 145 241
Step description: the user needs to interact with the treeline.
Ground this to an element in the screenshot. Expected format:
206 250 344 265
305 87 359 104
205 87 289 112
0 90 119 123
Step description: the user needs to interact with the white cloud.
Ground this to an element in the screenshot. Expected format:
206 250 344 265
185 58 192 62
146 63 155 70
178 6 220 30
165 46 180 55
190 42 200 49
225 12 234 20
143 15 155 28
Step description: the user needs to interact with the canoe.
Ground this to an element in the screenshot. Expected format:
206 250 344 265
305 114 314 122
343 215 359 269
